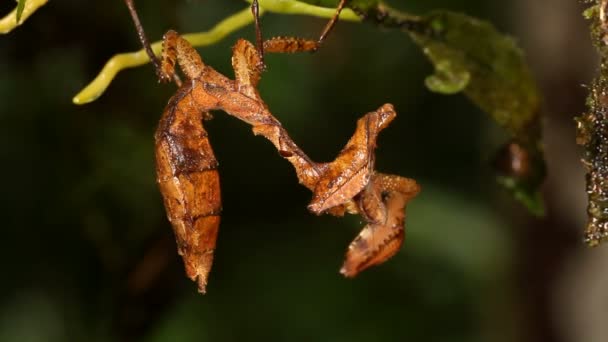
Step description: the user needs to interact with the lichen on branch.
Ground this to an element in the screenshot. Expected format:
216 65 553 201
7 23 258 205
578 0 608 246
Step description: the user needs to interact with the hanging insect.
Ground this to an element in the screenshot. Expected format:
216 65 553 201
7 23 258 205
123 0 419 293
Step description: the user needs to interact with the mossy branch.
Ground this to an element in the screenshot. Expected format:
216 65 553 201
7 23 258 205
577 0 608 245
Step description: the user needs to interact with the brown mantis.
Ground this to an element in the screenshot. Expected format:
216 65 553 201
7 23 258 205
124 0 419 293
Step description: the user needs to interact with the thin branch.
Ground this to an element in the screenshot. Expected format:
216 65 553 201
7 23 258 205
72 0 360 105
72 7 256 104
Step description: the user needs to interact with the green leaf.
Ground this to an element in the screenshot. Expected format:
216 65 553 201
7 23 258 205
16 0 27 24
490 139 546 216
497 178 544 216
424 60 470 94
583 5 597 19
409 11 541 137
407 10 545 214
494 154 545 217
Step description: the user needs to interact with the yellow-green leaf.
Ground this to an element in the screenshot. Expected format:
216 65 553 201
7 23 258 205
407 10 545 214
16 0 26 24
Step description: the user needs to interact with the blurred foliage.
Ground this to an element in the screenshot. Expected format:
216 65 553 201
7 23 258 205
410 11 540 136
0 0 544 341
406 10 544 215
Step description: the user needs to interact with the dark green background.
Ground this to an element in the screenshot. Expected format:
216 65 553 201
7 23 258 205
0 1 597 341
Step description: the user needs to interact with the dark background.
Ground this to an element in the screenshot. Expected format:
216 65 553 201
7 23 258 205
0 1 603 341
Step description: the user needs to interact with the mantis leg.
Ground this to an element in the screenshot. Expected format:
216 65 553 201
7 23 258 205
231 39 264 100
124 0 182 86
231 36 317 100
263 37 318 54
317 0 349 47
374 173 421 202
251 0 265 66
250 0 350 60
159 30 206 82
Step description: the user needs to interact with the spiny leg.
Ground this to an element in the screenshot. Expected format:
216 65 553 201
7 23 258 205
159 30 205 82
232 39 264 100
124 0 182 86
374 173 421 202
263 36 318 54
231 37 318 101
251 0 349 62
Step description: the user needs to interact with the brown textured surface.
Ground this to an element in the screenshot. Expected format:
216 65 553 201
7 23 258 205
341 174 420 277
579 82 608 246
263 37 318 53
578 3 608 246
155 88 221 293
154 31 420 292
308 104 396 214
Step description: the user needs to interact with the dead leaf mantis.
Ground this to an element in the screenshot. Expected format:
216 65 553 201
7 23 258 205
124 0 419 293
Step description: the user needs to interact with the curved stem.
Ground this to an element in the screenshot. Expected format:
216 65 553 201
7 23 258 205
73 0 362 105
0 0 48 34
73 7 258 104
248 0 358 19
